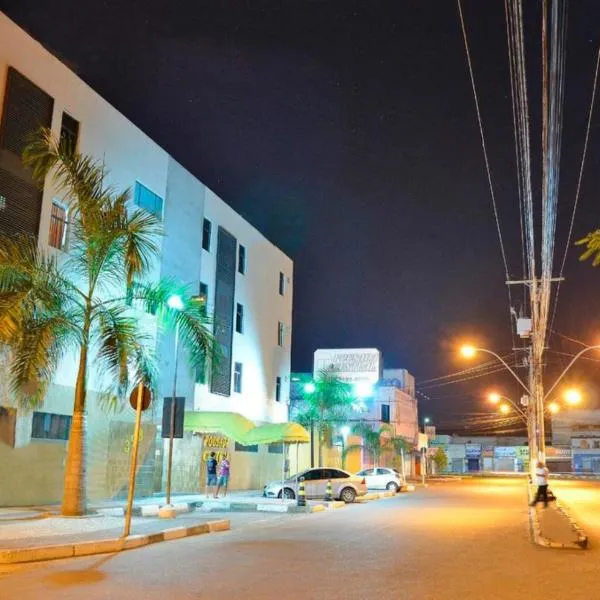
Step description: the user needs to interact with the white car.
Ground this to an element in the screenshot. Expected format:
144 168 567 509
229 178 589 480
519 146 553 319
356 467 406 492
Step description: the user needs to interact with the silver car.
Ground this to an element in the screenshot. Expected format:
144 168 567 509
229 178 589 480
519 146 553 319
263 467 368 503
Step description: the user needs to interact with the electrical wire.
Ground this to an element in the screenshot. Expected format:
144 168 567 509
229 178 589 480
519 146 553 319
457 0 517 351
419 365 518 390
548 42 600 339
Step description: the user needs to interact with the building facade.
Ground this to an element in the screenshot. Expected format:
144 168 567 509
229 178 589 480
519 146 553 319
0 13 293 505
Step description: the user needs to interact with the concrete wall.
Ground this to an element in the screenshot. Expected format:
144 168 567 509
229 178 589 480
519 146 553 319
193 188 292 424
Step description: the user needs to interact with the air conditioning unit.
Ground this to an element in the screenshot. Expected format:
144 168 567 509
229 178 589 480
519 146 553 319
517 318 532 338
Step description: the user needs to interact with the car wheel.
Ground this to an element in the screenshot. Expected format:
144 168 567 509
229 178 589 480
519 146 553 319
278 488 295 500
386 482 399 493
340 487 356 503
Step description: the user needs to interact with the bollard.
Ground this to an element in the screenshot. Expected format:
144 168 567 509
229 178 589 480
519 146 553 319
297 477 306 507
324 479 333 502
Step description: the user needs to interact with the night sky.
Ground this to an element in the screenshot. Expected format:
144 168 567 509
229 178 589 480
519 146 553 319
4 1 600 430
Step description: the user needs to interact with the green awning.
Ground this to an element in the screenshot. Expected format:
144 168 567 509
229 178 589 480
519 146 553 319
245 422 310 445
183 411 309 445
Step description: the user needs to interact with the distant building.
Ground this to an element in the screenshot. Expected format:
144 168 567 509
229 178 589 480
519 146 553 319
552 410 600 473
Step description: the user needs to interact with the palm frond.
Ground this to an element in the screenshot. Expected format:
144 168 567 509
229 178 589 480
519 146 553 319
22 128 107 211
576 230 600 266
93 305 148 400
117 204 163 288
10 311 80 408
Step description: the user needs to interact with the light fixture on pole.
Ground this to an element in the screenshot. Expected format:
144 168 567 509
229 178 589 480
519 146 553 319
159 294 183 519
564 388 582 406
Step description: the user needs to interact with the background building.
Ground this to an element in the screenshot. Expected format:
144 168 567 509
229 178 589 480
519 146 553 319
0 13 292 505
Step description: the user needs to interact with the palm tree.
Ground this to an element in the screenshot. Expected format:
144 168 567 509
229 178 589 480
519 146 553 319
296 367 354 467
344 422 392 468
0 130 215 516
577 230 600 266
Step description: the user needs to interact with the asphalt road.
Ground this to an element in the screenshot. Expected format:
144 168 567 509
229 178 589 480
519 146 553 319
2 478 600 600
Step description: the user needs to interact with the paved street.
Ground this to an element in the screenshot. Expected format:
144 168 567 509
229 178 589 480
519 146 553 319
2 478 600 599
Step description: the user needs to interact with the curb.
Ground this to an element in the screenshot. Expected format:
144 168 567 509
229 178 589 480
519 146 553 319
527 488 588 550
0 519 230 565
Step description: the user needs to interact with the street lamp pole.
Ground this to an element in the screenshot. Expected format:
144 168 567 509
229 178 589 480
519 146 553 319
160 294 184 519
165 320 180 507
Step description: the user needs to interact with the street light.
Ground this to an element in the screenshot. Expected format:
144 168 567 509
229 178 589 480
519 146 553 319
488 392 501 405
564 388 582 406
547 401 560 415
424 417 431 424
160 294 184 519
460 345 477 359
499 404 511 415
304 382 316 394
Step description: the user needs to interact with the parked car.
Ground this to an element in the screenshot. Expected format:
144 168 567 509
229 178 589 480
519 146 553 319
263 467 368 503
356 467 406 492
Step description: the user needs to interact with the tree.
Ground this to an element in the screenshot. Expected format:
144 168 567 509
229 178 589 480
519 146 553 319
432 447 449 473
296 367 354 467
344 423 392 468
576 230 600 266
0 130 215 516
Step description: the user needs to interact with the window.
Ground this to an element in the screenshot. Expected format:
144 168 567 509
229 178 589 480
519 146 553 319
275 376 282 402
133 182 163 218
202 218 212 251
277 322 285 347
302 469 324 481
235 303 244 334
279 272 285 295
358 469 376 476
31 412 71 441
381 404 390 424
330 469 350 479
48 200 68 250
268 443 283 454
238 244 246 274
233 362 243 393
235 442 258 453
198 282 208 311
60 112 79 155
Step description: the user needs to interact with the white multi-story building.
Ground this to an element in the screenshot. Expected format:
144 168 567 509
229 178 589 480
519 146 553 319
0 13 292 504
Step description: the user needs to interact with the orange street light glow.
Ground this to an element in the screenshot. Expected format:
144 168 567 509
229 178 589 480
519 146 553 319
548 402 560 414
460 345 477 359
488 392 501 404
499 404 510 415
564 389 582 405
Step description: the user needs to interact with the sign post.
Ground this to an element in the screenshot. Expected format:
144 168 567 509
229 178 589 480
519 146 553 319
123 383 152 538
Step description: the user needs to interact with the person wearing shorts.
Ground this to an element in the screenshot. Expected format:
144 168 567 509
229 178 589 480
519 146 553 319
206 452 218 497
215 454 231 498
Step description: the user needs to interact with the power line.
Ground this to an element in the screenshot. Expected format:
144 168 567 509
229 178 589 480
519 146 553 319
548 42 600 338
418 357 513 385
419 364 517 390
457 0 517 352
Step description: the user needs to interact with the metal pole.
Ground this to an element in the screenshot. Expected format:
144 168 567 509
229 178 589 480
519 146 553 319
165 321 180 506
310 419 314 468
281 442 286 503
421 448 426 485
123 382 145 538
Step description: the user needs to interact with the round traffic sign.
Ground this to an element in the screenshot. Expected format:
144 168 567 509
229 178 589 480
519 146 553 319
129 385 152 411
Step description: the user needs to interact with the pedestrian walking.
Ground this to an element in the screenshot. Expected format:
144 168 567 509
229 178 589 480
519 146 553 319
205 451 218 498
215 454 231 498
530 460 549 508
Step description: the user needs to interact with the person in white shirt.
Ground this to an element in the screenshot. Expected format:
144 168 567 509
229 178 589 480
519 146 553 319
530 461 549 508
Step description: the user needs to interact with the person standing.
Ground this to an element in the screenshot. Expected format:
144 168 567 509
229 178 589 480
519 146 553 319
205 451 218 498
215 454 231 498
530 460 549 508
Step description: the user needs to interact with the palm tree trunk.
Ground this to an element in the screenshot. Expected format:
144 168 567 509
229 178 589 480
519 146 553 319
61 343 88 516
